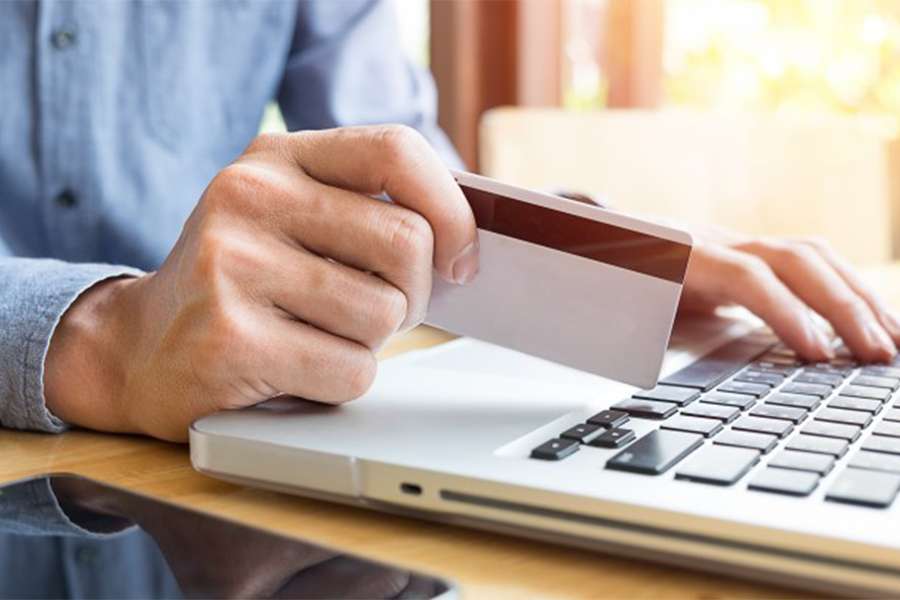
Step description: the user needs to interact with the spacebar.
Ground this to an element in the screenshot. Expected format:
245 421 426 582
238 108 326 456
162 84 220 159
660 336 775 392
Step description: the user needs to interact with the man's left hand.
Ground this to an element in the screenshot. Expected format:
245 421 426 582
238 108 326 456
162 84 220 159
681 228 899 363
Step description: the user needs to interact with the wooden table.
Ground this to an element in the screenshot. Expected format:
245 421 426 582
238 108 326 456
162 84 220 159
10 265 899 598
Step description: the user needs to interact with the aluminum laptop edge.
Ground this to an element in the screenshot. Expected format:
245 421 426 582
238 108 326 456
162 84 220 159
191 313 900 596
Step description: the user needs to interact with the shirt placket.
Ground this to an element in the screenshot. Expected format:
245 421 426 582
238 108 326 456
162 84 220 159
35 0 98 261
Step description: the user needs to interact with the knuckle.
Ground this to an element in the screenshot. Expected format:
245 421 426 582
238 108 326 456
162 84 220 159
386 209 434 261
191 227 260 288
776 242 817 270
834 295 869 319
204 164 268 214
337 350 378 402
371 286 408 342
375 124 426 167
730 254 769 285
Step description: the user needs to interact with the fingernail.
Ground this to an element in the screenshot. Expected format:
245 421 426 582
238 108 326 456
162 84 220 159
866 319 896 357
451 239 480 285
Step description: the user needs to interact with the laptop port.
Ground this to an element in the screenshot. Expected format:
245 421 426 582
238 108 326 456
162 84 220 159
400 483 422 496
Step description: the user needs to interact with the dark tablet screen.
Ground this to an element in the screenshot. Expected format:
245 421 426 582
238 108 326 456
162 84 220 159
0 474 452 599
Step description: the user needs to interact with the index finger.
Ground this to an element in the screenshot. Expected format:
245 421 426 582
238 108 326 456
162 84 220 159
684 243 834 361
284 125 479 285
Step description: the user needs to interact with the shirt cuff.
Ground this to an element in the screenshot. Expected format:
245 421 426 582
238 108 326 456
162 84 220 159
0 260 143 433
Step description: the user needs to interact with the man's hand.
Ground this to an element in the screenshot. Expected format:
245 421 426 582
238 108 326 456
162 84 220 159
681 228 899 363
44 126 479 441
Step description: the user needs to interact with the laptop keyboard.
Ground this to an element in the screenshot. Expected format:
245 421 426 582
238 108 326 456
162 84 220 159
529 333 900 509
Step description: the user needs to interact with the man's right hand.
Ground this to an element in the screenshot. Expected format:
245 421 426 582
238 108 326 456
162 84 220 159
44 126 480 441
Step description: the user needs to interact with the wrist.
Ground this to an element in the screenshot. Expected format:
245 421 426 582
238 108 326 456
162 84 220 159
44 275 146 433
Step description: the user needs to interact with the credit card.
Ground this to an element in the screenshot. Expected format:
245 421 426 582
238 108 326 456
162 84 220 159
425 171 693 388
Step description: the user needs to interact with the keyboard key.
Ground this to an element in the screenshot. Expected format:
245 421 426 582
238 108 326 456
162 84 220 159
786 434 849 458
780 383 831 398
769 450 834 475
632 385 699 406
606 430 703 475
675 445 760 485
560 423 604 444
611 398 677 420
660 337 774 391
765 393 819 410
794 372 843 387
883 408 900 422
840 385 891 402
862 436 900 456
861 366 900 379
850 450 900 474
661 415 724 438
752 362 797 376
827 396 882 414
734 371 781 387
759 355 800 367
700 392 755 410
589 428 636 448
816 407 873 428
851 375 899 391
732 415 793 438
826 468 900 508
749 467 820 496
745 367 787 379
718 381 770 398
587 409 629 428
874 422 900 438
802 421 861 442
531 438 579 460
806 363 853 377
682 402 740 423
714 430 778 454
750 404 807 424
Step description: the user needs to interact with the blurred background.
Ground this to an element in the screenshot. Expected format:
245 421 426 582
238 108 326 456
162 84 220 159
266 0 900 267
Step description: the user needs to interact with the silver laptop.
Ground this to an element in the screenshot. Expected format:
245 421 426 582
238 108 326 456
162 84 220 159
191 313 900 596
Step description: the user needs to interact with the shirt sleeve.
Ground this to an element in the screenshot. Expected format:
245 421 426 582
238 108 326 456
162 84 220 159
0 477 133 537
277 0 464 169
0 258 142 433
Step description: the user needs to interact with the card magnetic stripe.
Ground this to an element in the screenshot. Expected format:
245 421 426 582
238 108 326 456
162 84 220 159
458 184 691 284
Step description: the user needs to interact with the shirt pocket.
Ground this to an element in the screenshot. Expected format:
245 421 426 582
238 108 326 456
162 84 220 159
138 2 235 149
138 1 292 151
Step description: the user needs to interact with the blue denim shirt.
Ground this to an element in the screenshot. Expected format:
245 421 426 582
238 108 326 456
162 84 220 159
0 0 458 433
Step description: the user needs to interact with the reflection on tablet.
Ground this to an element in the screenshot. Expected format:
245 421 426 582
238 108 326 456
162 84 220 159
0 474 452 599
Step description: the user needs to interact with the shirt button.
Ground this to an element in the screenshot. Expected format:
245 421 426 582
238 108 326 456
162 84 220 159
50 28 77 50
54 189 78 208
